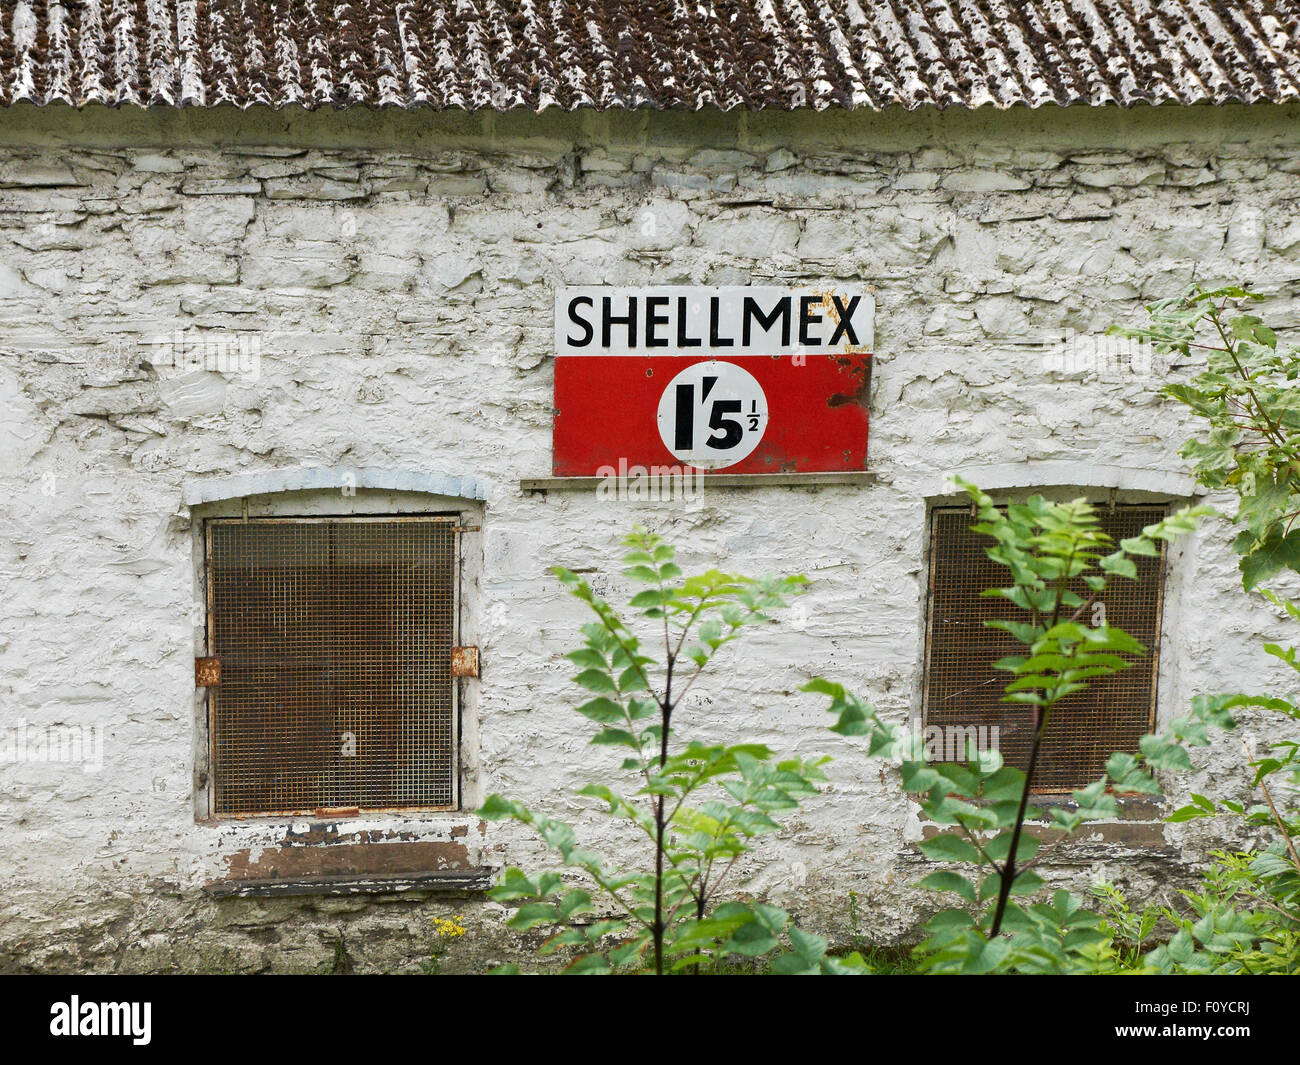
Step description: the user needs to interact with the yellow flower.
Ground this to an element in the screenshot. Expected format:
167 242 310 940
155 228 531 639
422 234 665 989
432 916 467 939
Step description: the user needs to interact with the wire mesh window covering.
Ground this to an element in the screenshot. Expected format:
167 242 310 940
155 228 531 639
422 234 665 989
206 517 458 816
923 505 1167 792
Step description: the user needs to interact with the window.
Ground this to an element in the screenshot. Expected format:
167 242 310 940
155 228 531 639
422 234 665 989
922 504 1167 792
204 516 458 816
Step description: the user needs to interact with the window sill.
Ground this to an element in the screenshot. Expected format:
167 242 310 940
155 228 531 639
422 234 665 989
1023 794 1167 821
203 868 493 899
907 794 1177 856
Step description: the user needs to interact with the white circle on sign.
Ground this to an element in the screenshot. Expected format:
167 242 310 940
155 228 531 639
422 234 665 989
656 361 769 469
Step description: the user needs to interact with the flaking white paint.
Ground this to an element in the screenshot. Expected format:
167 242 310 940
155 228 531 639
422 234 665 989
0 102 1297 971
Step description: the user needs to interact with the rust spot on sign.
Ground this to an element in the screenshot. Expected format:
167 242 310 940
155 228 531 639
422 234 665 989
827 354 873 409
451 645 480 677
195 657 221 687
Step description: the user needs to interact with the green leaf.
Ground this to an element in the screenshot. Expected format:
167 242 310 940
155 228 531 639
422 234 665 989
572 668 617 694
508 902 560 930
1167 803 1212 823
919 833 982 864
574 697 625 724
801 678 845 699
1099 553 1137 580
917 870 977 903
565 648 607 669
562 953 612 975
591 727 639 748
478 794 529 822
980 766 1026 802
985 831 1039 864
902 761 944 794
769 926 835 974
1009 870 1045 896
1241 531 1300 590
1139 732 1196 772
924 908 977 933
629 589 671 609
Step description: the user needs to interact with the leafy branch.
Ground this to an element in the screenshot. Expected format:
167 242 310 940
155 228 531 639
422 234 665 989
479 527 863 975
806 482 1207 973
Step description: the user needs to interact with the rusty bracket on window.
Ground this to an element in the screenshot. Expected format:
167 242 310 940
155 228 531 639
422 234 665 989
195 656 221 687
452 524 480 533
314 806 360 819
451 646 480 677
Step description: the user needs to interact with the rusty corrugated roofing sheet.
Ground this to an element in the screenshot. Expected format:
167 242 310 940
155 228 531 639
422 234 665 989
1 0 1298 111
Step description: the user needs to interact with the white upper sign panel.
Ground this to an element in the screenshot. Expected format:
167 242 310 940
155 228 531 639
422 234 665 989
555 286 875 357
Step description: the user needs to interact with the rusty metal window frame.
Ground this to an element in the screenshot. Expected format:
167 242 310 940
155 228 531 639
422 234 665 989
202 513 464 819
921 502 1169 794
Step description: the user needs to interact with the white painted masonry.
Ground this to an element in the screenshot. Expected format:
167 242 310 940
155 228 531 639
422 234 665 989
1 102 1298 972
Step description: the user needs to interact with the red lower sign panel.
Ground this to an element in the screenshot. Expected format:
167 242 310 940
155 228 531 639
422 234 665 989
552 353 871 476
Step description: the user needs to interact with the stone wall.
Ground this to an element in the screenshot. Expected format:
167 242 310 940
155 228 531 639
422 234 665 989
1 101 1299 972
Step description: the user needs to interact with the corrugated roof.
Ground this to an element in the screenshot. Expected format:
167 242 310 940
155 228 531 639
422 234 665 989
1 0 1298 112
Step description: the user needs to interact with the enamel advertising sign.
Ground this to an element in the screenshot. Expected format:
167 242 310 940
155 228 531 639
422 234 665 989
552 286 874 476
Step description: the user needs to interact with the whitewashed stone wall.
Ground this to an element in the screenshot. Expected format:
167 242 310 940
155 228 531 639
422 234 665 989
1 102 1298 972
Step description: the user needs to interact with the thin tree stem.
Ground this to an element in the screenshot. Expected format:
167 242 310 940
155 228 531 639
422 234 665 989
989 706 1049 936
989 546 1075 937
1245 739 1300 875
652 656 674 976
